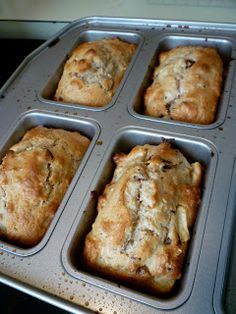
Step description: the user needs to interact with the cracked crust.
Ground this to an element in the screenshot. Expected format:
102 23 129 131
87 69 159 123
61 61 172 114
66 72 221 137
54 38 137 107
144 46 223 124
82 142 202 294
0 126 90 247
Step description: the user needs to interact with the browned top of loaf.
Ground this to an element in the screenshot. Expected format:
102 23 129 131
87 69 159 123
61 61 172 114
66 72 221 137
54 38 137 107
83 142 202 294
144 46 223 124
0 126 90 247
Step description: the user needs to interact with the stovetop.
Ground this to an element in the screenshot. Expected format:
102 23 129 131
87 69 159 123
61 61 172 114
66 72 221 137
0 38 44 87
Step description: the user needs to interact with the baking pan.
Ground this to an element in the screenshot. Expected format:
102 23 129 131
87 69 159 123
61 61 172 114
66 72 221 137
0 16 236 314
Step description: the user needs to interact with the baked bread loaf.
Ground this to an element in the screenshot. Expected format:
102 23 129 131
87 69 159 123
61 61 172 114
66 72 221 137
144 46 223 124
54 38 137 107
83 142 202 294
0 126 90 247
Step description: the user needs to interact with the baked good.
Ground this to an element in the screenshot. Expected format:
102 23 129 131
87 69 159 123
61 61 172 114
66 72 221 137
54 38 137 107
82 142 202 294
144 46 223 124
0 126 90 247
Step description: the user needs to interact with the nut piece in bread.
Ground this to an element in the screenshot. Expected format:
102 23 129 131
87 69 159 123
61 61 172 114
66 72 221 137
144 46 223 124
83 142 202 294
0 126 90 247
54 38 137 107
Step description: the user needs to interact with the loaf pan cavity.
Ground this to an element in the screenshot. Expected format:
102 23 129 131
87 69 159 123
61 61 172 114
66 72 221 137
61 127 217 310
0 109 100 256
130 34 234 128
40 29 142 111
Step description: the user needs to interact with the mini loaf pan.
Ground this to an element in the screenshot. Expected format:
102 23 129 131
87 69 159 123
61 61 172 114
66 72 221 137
40 29 143 111
61 126 217 310
1 17 236 314
128 33 235 129
0 109 100 256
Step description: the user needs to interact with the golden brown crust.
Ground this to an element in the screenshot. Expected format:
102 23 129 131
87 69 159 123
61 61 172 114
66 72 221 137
0 126 90 247
54 38 137 107
144 46 223 124
82 142 202 294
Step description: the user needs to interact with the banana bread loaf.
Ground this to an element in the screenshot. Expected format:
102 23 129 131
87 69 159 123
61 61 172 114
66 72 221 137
0 126 90 247
144 46 223 124
82 142 202 294
54 38 137 107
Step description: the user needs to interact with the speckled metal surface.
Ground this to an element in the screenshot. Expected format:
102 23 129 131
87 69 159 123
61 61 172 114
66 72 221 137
0 17 236 314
